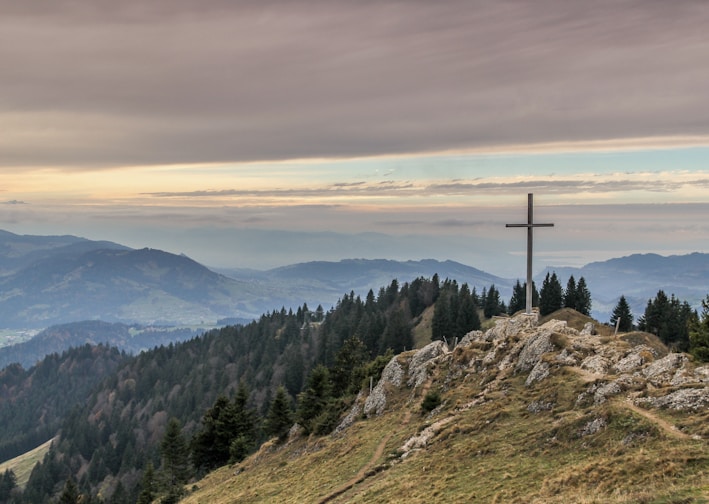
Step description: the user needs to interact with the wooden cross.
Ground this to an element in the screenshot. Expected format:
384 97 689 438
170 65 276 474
506 193 554 315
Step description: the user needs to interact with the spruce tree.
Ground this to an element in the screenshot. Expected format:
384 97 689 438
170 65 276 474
610 295 633 332
575 277 592 315
689 295 709 362
160 418 190 488
539 272 563 316
137 463 156 504
58 477 79 504
264 386 294 440
508 280 525 315
296 365 333 434
564 275 577 309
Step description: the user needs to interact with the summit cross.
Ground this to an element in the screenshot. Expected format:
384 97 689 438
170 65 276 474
506 193 554 315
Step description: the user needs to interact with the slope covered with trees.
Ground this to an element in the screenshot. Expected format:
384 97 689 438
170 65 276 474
4 273 707 503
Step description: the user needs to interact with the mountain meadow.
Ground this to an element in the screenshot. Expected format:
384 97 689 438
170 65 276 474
0 270 707 503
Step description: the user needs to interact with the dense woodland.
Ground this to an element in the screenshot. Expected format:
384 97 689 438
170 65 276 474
0 273 707 503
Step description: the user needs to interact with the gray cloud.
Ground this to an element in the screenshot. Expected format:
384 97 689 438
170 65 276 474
140 174 708 201
3 0 709 168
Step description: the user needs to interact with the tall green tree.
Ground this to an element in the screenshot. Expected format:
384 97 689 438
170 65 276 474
0 469 17 502
136 462 157 504
296 365 333 434
484 285 504 318
610 296 634 332
264 386 294 441
58 477 79 504
575 277 592 315
331 336 369 395
563 275 577 309
638 290 692 351
689 295 709 362
539 272 563 316
160 418 190 490
508 280 525 315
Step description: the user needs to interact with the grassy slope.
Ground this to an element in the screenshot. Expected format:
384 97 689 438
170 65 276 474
0 438 54 488
182 312 709 504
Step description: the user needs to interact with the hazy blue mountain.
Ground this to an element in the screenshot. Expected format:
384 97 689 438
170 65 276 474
0 320 205 370
0 233 271 328
541 252 709 323
217 258 510 308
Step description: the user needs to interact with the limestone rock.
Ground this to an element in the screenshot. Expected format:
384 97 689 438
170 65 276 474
525 360 550 386
580 322 595 336
642 353 688 386
407 341 448 388
364 356 404 417
581 354 610 375
636 387 709 411
515 330 554 373
580 417 607 437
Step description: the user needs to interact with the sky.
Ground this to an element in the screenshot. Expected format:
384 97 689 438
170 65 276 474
1 0 708 278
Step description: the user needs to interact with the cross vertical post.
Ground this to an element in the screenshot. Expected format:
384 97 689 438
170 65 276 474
506 193 554 315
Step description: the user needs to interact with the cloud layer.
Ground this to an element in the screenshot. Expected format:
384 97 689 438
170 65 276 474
3 0 709 168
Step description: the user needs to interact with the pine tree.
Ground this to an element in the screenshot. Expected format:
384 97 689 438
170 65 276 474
689 295 709 362
575 277 592 315
160 417 190 488
539 272 563 316
137 463 156 504
264 386 294 440
296 365 333 434
508 280 525 315
58 477 79 504
610 295 633 332
484 285 503 318
331 336 369 395
638 290 692 351
564 275 577 309
0 469 17 502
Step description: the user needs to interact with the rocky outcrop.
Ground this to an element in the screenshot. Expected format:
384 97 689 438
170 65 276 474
362 313 708 425
364 356 405 417
407 341 448 388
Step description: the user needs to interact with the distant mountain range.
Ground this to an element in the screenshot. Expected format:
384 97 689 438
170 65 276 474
0 229 706 332
0 231 507 330
540 252 709 323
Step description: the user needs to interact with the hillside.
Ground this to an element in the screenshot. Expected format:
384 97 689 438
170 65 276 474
183 313 708 503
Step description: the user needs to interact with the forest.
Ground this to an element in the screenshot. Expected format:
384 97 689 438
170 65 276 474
0 273 707 503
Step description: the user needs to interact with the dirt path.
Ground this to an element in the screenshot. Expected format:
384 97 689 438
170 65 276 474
567 366 691 440
317 379 433 504
618 400 692 440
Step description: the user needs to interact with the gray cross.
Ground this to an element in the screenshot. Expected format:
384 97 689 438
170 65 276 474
506 193 554 315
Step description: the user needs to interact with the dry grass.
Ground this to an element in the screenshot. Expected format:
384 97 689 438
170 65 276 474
411 305 434 349
0 437 55 488
181 334 708 504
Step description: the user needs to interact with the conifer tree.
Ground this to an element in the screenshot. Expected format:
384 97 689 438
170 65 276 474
58 477 79 504
264 386 294 440
160 418 190 489
331 336 369 395
575 277 592 315
0 469 17 502
137 463 156 504
539 272 563 316
564 275 577 309
484 285 503 318
610 296 633 332
508 280 525 315
689 295 709 362
296 365 333 434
